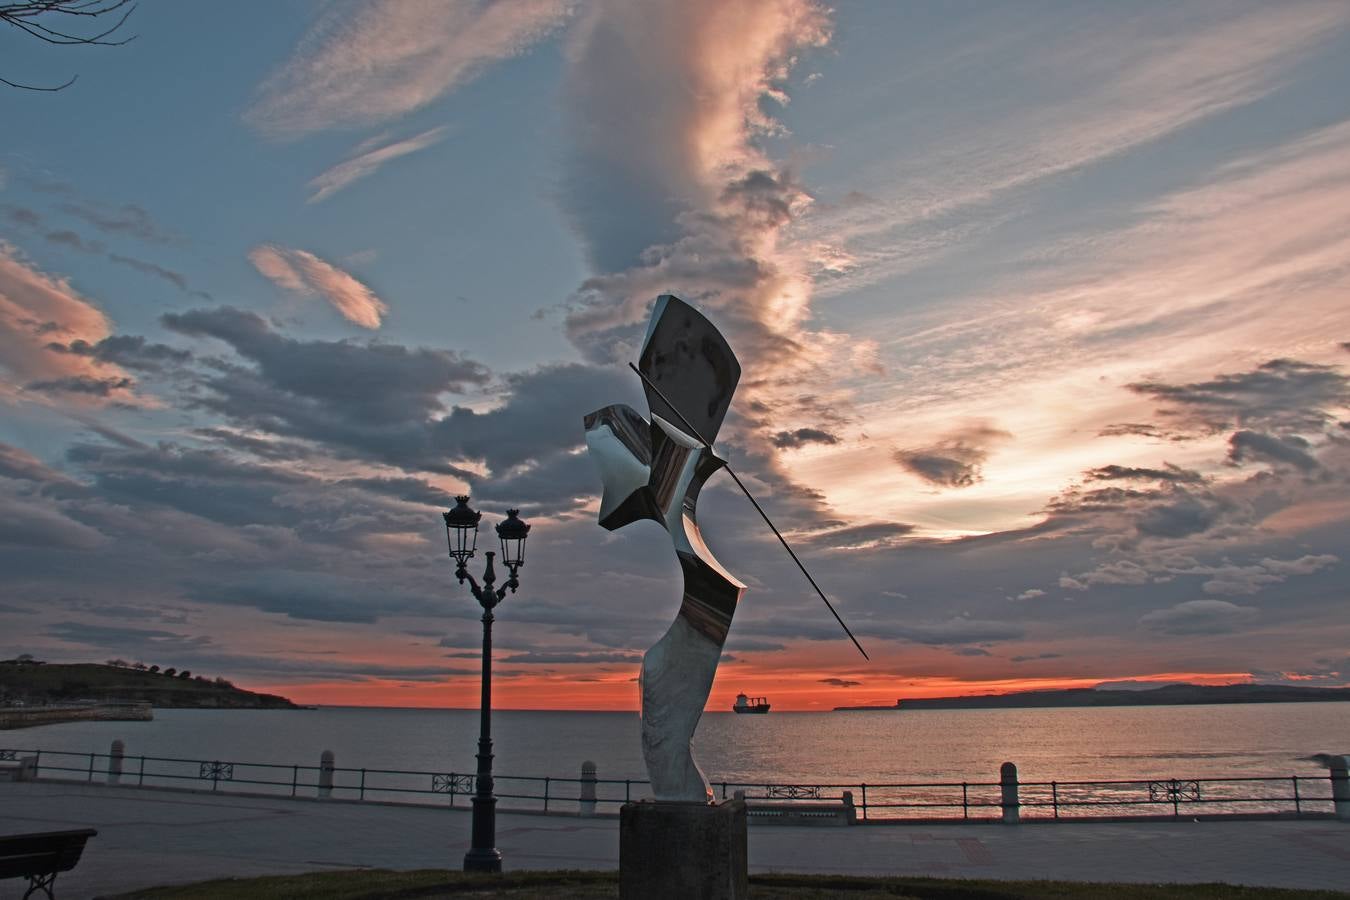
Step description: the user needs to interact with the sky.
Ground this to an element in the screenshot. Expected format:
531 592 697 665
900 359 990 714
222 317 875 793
1 0 1348 711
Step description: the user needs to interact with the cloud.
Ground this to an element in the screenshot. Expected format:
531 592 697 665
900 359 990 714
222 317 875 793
1128 359 1349 436
45 335 191 372
771 427 839 449
246 0 573 138
879 616 1024 646
0 244 136 405
558 0 847 423
108 254 210 298
1227 430 1319 472
1085 464 1203 484
44 622 213 654
57 200 174 243
163 306 486 425
817 677 861 687
249 245 389 329
1010 653 1062 663
894 422 1011 488
1139 599 1258 636
308 127 448 203
499 650 642 665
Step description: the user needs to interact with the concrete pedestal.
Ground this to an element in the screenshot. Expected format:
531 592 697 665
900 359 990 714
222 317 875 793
620 798 747 900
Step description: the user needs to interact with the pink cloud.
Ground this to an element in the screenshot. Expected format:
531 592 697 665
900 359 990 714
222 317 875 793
308 127 449 203
0 243 136 406
249 245 389 329
246 0 573 138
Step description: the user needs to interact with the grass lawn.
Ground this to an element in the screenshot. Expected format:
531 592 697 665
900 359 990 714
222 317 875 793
108 869 1350 899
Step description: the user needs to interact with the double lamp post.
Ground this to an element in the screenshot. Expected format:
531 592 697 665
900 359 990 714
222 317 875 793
443 495 531 873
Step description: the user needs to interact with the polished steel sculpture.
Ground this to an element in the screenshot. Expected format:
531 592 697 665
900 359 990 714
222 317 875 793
585 295 867 803
584 295 745 801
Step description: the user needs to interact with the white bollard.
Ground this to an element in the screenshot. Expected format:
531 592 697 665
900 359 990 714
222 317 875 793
319 750 334 799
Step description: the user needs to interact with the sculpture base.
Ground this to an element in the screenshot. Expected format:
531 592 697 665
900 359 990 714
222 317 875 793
619 798 747 900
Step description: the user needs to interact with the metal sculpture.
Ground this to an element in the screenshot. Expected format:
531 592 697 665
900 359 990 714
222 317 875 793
584 295 744 802
584 295 866 803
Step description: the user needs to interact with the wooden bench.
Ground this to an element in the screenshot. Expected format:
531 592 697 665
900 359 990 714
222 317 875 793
0 829 97 900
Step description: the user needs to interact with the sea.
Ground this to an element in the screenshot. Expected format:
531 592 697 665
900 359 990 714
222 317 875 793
7 703 1348 788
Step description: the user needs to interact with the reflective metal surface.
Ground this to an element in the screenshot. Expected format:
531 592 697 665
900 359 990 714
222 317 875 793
583 294 746 801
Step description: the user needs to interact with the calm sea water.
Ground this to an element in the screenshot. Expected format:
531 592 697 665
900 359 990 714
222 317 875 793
8 703 1348 785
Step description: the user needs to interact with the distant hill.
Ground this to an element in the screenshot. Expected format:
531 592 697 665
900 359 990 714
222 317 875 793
835 683 1350 711
0 660 297 709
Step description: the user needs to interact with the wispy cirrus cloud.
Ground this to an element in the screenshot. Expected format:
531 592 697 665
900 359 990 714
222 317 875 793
248 244 389 329
246 0 574 138
308 127 449 203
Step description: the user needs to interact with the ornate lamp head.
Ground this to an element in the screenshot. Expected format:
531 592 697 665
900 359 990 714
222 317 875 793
443 495 481 568
495 509 530 569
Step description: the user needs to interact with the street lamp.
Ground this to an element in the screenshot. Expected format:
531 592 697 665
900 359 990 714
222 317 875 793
443 496 530 873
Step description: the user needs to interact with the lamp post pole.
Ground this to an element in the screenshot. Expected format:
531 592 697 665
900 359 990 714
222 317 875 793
443 498 530 874
466 551 502 873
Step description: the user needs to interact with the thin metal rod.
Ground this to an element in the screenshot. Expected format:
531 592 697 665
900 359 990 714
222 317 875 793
629 362 869 660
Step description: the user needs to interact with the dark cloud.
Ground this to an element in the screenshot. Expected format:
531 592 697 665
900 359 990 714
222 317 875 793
952 647 991 657
59 201 174 243
45 230 103 253
1084 463 1202 483
817 677 862 687
46 335 192 372
1226 430 1319 472
894 423 1011 488
1138 599 1257 636
1128 358 1349 435
26 374 133 396
877 617 1024 646
771 427 840 449
1134 490 1228 538
163 306 489 426
1010 652 1062 663
187 571 447 624
802 522 915 549
720 169 800 229
499 651 642 665
108 254 210 298
45 621 213 654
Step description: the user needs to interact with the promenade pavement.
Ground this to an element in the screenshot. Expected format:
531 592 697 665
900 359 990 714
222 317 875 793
2 781 1348 898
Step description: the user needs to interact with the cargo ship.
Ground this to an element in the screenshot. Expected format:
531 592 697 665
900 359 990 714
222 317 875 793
732 693 770 714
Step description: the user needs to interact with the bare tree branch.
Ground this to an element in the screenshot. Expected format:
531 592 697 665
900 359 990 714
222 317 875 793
1 0 136 91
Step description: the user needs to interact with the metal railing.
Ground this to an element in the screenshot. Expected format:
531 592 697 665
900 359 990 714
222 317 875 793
1 746 1339 822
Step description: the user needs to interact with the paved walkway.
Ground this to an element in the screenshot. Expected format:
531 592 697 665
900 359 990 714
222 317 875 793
2 781 1348 897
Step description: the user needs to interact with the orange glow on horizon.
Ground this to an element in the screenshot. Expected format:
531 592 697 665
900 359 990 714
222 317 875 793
250 669 1253 711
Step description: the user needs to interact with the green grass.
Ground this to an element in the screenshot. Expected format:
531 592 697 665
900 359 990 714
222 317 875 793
108 869 1350 899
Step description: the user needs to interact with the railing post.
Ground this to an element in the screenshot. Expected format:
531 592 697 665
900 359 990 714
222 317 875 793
291 764 299 798
962 782 969 819
579 761 597 817
211 761 221 791
359 768 366 801
861 783 868 821
544 776 550 812
138 755 145 786
1000 762 1020 824
108 739 124 785
1051 781 1059 819
721 781 727 800
33 749 40 778
318 750 334 799
1330 756 1350 821
87 752 95 782
625 779 631 803
1291 776 1301 815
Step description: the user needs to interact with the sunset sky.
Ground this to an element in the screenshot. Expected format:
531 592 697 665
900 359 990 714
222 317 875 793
2 0 1348 711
